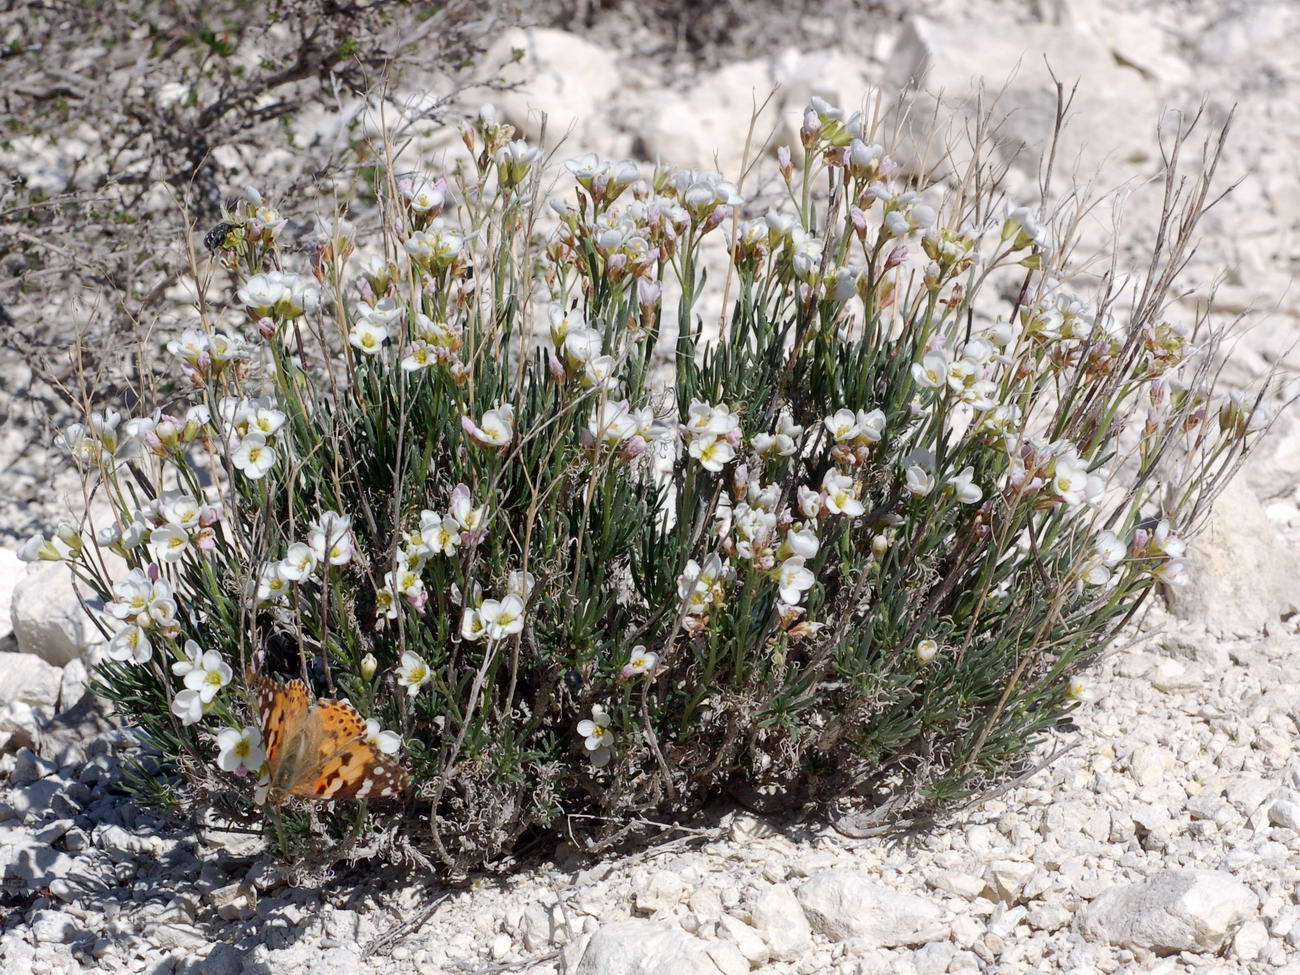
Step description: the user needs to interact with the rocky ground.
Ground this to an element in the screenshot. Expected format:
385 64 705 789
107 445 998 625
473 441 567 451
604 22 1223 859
4 0 1300 972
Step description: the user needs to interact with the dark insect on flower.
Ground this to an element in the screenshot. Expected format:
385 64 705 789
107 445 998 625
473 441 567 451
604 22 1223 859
204 222 236 255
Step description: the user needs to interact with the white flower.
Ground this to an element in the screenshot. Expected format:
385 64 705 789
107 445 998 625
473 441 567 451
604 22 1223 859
161 494 202 529
307 510 354 566
905 465 935 497
775 556 816 606
688 435 735 473
915 639 939 664
106 625 152 664
780 528 819 562
170 639 203 678
349 320 389 355
947 467 983 504
620 646 659 679
463 403 514 448
449 483 486 533
589 399 638 446
495 139 542 184
364 718 402 755
823 409 860 443
216 726 266 775
856 409 885 444
507 570 536 601
1082 530 1127 586
171 688 206 726
460 607 488 642
108 569 156 619
256 563 290 605
797 485 823 520
250 407 286 438
184 650 233 704
480 594 525 640
822 471 864 517
911 351 949 390
232 433 277 479
577 705 615 752
148 524 190 563
396 650 431 697
278 542 318 582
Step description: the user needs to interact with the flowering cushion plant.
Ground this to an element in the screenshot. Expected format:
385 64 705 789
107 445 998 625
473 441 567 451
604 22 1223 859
32 99 1266 868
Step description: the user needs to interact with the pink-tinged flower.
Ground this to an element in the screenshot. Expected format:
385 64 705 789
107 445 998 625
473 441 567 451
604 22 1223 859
462 404 514 449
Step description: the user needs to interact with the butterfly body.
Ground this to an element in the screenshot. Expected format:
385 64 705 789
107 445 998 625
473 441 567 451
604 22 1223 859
255 676 410 803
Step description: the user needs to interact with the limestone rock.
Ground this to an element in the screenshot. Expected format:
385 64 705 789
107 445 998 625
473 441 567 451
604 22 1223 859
11 561 103 665
884 16 1162 179
634 869 689 915
480 29 621 152
572 918 726 975
640 61 782 176
1164 477 1300 637
0 547 21 642
1078 869 1258 952
797 869 947 947
0 651 62 710
749 882 813 962
717 913 769 966
984 859 1037 905
0 828 78 890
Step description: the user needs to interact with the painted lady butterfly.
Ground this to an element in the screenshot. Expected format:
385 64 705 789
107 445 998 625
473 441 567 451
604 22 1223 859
254 675 410 803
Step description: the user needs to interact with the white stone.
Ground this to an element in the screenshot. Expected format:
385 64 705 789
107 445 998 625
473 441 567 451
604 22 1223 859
1165 478 1300 637
1129 745 1174 787
479 29 621 152
1232 919 1270 962
640 61 782 177
0 547 22 641
58 657 87 711
797 869 947 947
884 16 1161 179
749 882 812 962
717 913 769 966
1078 869 1259 952
572 919 725 975
634 869 689 914
0 651 62 710
985 859 1037 904
704 939 749 975
11 562 103 666
1268 797 1300 832
930 870 987 900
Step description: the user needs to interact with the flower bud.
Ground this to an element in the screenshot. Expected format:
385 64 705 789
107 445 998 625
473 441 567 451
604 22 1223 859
360 653 378 680
800 107 821 148
915 639 938 663
777 145 793 182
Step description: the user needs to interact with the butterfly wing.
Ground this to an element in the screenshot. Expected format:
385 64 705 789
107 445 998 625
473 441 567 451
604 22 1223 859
286 698 411 801
256 676 310 769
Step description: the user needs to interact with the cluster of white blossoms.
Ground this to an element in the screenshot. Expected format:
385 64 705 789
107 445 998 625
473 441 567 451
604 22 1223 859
102 569 181 663
548 304 623 390
912 337 1000 408
166 327 254 386
140 489 223 564
377 485 486 620
682 400 742 473
676 554 736 633
460 570 534 644
236 269 321 339
585 398 674 462
170 640 234 726
256 510 355 607
220 394 288 481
